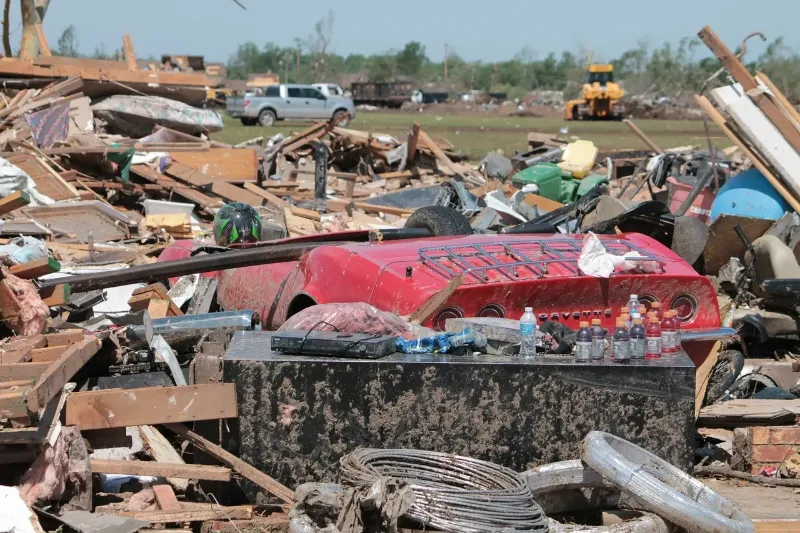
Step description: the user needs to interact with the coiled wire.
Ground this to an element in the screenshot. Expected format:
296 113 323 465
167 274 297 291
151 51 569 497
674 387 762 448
340 448 549 533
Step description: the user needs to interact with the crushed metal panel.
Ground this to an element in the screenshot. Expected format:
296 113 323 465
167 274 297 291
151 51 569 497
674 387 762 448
23 201 135 242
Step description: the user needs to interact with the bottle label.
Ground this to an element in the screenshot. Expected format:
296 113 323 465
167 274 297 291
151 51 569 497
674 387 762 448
662 331 676 351
646 336 661 355
630 311 641 320
631 338 645 359
576 340 592 361
520 323 535 336
613 340 630 360
591 338 604 359
675 331 681 348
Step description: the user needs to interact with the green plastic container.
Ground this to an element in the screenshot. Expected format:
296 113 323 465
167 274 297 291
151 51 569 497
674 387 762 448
511 163 563 201
576 174 609 197
559 180 579 204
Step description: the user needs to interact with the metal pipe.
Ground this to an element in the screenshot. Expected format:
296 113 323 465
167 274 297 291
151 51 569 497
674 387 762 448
149 310 257 335
39 240 348 292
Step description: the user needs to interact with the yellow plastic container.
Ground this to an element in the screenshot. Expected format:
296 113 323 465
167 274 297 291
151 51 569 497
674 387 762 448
557 140 598 179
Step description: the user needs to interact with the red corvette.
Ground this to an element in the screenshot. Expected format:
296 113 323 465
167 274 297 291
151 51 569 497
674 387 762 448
160 231 730 367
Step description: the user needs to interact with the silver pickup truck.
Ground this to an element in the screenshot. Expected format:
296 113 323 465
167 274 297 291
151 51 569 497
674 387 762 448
227 84 356 127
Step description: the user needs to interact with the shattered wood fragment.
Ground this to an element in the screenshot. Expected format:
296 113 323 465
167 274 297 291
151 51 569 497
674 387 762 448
242 182 287 209
115 508 252 522
9 257 60 279
39 284 70 307
0 362 50 382
409 275 464 325
0 190 30 215
122 33 136 71
45 329 84 347
165 423 294 504
66 383 238 430
139 424 189 491
152 484 181 512
25 337 101 414
90 459 232 481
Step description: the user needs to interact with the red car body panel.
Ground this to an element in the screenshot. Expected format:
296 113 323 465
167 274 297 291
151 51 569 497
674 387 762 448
160 232 721 366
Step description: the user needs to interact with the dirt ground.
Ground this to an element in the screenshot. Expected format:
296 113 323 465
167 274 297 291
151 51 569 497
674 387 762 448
703 478 800 520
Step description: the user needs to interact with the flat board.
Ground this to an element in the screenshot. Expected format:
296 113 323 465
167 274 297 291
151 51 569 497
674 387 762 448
5 153 79 201
23 201 132 242
66 383 238 430
169 149 258 183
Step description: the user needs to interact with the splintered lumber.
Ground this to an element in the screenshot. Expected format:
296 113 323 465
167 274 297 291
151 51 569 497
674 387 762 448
352 201 415 216
26 338 100 414
242 182 288 209
152 484 181 511
409 275 463 325
291 206 322 221
283 207 317 237
165 423 294 504
757 72 800 126
0 362 51 382
39 284 70 307
694 341 721 419
115 508 251 522
279 121 329 154
694 95 800 213
0 191 30 216
417 128 458 176
122 33 136 71
0 390 29 419
139 424 188 491
35 25 51 56
91 459 231 481
66 383 238 430
698 26 800 153
209 181 264 206
9 257 60 279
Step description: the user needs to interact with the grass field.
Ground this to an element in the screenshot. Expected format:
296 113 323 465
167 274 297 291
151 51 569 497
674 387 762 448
213 112 727 160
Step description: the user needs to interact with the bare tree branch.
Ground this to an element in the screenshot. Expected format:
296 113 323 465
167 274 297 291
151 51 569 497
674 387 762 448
230 0 246 9
2 0 11 57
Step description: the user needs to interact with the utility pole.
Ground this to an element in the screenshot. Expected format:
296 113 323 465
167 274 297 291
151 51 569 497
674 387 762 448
444 43 448 82
295 46 300 83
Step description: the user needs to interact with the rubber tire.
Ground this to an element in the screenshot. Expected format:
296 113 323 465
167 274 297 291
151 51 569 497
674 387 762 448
332 109 350 127
240 117 257 126
705 349 745 405
258 109 276 127
582 431 755 533
404 205 472 237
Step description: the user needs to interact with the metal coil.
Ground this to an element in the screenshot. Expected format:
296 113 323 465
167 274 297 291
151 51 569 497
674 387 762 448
340 449 549 533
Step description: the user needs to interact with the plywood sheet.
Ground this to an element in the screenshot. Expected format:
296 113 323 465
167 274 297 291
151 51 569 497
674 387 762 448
5 153 79 201
169 149 258 183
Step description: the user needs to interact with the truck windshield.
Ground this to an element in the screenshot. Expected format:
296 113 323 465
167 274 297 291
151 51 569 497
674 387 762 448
587 71 613 85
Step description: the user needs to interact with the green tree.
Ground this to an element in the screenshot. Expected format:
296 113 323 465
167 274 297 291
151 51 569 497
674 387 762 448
55 25 78 57
367 55 395 82
396 41 427 77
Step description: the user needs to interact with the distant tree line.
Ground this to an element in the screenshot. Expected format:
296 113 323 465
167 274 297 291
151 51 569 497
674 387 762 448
53 15 800 103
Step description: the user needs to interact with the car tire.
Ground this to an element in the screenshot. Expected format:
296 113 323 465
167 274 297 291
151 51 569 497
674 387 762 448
332 109 350 127
704 349 745 405
404 206 472 237
240 117 257 126
258 109 276 127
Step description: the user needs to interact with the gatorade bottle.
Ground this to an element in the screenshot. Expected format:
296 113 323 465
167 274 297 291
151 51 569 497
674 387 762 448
630 318 646 360
627 295 640 319
621 313 631 330
612 319 631 363
661 311 678 354
575 321 592 363
519 307 537 358
620 306 630 317
673 311 682 352
651 302 663 321
638 305 647 320
646 316 662 359
590 319 605 361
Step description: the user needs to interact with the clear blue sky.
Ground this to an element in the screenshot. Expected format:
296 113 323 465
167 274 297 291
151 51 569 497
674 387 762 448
19 0 800 64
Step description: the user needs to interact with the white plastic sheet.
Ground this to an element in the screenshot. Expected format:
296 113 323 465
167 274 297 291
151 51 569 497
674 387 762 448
0 157 54 206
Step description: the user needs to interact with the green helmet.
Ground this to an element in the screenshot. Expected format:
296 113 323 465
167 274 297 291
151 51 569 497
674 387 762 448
213 202 261 246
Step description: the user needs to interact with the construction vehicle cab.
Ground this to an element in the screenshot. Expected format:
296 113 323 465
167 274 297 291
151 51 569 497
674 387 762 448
565 64 625 121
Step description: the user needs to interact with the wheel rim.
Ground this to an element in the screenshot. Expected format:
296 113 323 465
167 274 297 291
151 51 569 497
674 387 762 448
260 113 273 126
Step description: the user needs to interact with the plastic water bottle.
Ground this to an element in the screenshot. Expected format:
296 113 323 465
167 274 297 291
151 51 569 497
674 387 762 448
590 319 605 361
575 321 592 363
627 295 641 320
612 319 631 363
645 316 662 359
630 318 646 360
519 307 537 358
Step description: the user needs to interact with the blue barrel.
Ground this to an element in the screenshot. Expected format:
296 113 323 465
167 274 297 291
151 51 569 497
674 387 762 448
710 169 792 223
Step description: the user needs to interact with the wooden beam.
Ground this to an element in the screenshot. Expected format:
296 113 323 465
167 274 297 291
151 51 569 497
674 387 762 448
622 119 663 154
39 283 70 306
290 206 321 221
0 362 50 382
0 191 30 216
0 390 29 419
26 337 100 413
9 257 59 279
153 484 180 511
45 329 85 347
139 424 188 491
694 95 800 213
408 275 463 325
407 122 420 165
34 24 49 56
165 423 294 504
352 201 415 216
698 26 800 153
66 383 238 430
417 128 458 176
114 508 251 522
757 71 800 125
122 33 136 71
242 182 287 209
30 345 65 362
90 459 231 481
209 181 264 206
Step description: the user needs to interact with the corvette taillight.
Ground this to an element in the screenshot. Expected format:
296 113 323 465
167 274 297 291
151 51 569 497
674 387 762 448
478 304 506 318
433 306 464 332
671 294 698 322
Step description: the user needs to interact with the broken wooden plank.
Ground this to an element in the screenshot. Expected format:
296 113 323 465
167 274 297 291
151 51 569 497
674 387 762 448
9 257 60 279
242 182 287 209
417 128 458 176
209 181 264 206
26 337 101 414
170 149 258 183
352 201 415 216
279 121 329 154
698 26 800 154
0 390 29 419
408 275 464 325
139 424 189 491
153 484 181 512
698 399 800 427
66 383 238 430
35 25 51 56
39 284 70 307
757 72 800 127
122 34 136 71
0 362 50 383
90 459 231 481
45 329 84 347
283 206 316 237
0 191 30 216
290 206 321 221
694 341 722 419
165 423 294 504
114 508 251 522
30 346 66 363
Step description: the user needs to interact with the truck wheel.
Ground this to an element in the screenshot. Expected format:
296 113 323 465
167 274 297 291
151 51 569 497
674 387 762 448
332 109 350 127
258 109 276 127
404 206 472 237
240 117 257 126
